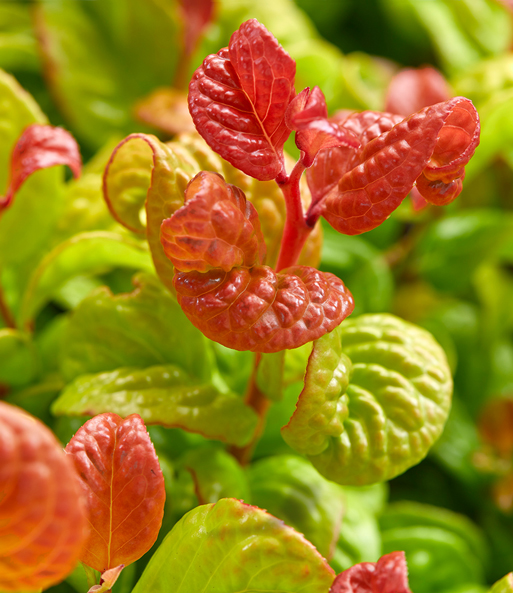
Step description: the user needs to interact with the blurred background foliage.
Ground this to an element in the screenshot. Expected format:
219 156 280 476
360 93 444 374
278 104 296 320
2 0 513 591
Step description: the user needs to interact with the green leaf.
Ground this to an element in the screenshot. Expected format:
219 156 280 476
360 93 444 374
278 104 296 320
181 446 250 504
415 211 513 293
0 328 39 387
18 231 153 327
380 502 489 593
52 364 258 447
60 273 210 382
282 314 452 485
248 455 345 560
489 574 513 593
131 498 335 593
0 5 39 72
256 352 285 402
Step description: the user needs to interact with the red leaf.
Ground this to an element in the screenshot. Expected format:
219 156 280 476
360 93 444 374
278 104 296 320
0 124 81 214
321 98 479 234
178 0 214 56
330 552 412 593
161 171 266 272
286 87 359 167
385 67 451 117
0 402 88 591
174 264 354 353
188 19 296 181
65 413 166 572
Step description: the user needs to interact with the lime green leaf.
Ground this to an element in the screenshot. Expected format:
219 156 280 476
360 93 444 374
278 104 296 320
0 328 39 387
211 343 253 396
489 574 513 593
18 231 153 327
284 342 312 386
0 5 39 72
60 273 210 382
248 455 345 560
380 502 489 593
256 351 285 402
52 365 258 447
181 446 250 504
131 498 335 593
282 314 452 486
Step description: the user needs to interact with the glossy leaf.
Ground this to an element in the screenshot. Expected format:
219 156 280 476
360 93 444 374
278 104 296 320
282 313 452 485
188 19 296 181
385 67 451 116
181 446 250 504
53 365 258 447
175 264 354 353
132 498 335 593
18 231 153 327
0 124 81 214
161 171 267 273
248 455 345 560
65 413 166 572
330 551 411 593
319 98 480 234
0 402 87 591
60 273 210 382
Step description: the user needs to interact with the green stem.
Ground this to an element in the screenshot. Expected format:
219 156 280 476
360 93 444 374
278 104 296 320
0 276 16 329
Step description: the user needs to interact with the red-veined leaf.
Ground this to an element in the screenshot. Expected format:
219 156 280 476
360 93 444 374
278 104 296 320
188 18 296 181
0 402 88 592
320 98 479 234
174 264 354 353
330 551 412 593
178 0 214 56
161 170 266 272
0 124 81 214
286 87 359 167
385 67 451 117
65 413 166 573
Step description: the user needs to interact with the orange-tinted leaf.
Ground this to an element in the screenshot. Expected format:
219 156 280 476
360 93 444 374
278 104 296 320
134 88 196 136
174 264 354 353
0 402 87 592
478 397 513 459
161 171 266 272
0 124 81 214
330 551 412 593
188 19 296 181
65 413 166 573
385 67 451 117
321 98 479 234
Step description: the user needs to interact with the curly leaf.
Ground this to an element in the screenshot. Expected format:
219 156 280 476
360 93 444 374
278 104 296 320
282 314 452 485
53 365 258 447
161 171 266 273
330 552 412 593
132 498 335 593
385 67 451 116
0 124 80 215
320 98 480 234
65 413 166 573
248 455 345 561
60 273 210 382
0 402 87 591
188 18 296 181
175 264 354 353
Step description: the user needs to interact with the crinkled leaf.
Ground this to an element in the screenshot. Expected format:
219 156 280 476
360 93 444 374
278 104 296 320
181 445 249 504
330 551 412 593
0 329 39 388
321 98 480 234
161 171 266 273
132 498 335 593
385 67 451 116
282 313 452 485
53 365 258 447
0 402 87 591
60 273 210 382
248 455 345 560
257 351 285 401
175 264 354 353
489 574 513 593
18 231 153 327
65 413 166 572
0 124 81 214
188 19 296 181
